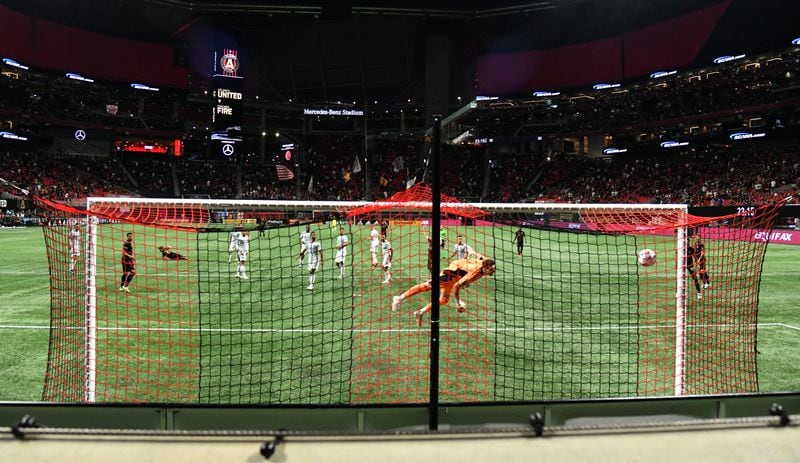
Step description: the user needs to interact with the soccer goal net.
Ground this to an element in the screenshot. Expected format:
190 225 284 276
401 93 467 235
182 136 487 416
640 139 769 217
36 186 784 404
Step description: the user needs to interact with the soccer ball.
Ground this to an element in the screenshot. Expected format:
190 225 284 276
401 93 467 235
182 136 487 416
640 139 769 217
637 249 657 267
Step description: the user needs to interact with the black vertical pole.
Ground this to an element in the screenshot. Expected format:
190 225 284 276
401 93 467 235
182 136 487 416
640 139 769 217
429 114 442 430
364 101 370 201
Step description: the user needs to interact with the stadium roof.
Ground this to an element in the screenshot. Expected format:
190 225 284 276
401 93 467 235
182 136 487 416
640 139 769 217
1 0 795 104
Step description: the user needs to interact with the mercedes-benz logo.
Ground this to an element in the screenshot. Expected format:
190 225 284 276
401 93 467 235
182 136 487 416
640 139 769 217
222 143 235 156
74 129 87 141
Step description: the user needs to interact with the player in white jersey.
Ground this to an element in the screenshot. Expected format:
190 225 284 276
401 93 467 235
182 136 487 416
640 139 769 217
235 231 250 280
367 224 380 267
69 224 81 272
380 232 393 284
306 231 323 290
227 227 242 263
297 224 312 268
334 227 349 279
449 235 473 261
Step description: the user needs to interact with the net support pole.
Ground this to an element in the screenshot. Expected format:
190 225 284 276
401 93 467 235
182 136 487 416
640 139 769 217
429 115 442 430
674 221 688 396
85 214 98 402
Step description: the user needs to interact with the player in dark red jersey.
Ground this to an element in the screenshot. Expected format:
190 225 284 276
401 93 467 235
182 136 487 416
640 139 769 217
119 232 135 293
514 227 525 256
380 220 389 237
158 245 188 261
686 238 703 300
693 236 710 289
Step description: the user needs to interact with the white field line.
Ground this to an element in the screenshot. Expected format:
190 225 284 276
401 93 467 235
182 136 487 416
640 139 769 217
0 322 796 333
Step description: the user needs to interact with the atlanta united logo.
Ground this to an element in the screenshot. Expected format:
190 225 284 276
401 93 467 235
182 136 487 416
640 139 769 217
220 53 239 74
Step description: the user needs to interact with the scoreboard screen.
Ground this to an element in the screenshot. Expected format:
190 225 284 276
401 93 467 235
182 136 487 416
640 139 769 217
211 49 243 158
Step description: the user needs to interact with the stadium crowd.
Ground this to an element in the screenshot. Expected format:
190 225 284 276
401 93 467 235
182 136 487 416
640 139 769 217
2 46 800 208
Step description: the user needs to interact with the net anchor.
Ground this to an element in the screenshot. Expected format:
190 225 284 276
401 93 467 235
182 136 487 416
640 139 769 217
769 403 791 426
11 414 39 439
260 434 284 459
528 412 544 436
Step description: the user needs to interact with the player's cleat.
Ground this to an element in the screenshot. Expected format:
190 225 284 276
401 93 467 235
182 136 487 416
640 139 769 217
392 296 401 312
703 283 710 289
381 278 391 285
123 286 130 293
457 299 467 313
697 293 702 300
118 286 124 292
240 275 249 280
307 284 314 290
413 310 423 327
234 273 240 278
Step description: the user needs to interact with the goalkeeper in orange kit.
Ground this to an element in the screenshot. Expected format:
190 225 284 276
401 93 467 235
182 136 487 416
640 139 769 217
391 255 496 327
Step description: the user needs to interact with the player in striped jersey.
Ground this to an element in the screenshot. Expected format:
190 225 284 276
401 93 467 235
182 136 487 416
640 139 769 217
227 226 241 263
297 224 312 268
306 231 323 290
69 224 81 273
235 231 250 280
380 232 393 284
334 227 349 279
368 224 380 267
448 234 474 260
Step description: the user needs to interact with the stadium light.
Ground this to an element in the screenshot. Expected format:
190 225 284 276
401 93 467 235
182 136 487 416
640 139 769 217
650 71 677 79
130 83 160 92
475 96 499 101
2 58 29 70
729 132 766 141
533 91 560 97
592 83 621 90
713 54 745 64
0 131 28 141
66 72 94 83
792 38 800 45
660 141 689 148
603 147 628 154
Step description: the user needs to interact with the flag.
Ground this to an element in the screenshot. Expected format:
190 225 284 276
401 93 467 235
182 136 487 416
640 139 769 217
307 175 314 193
352 155 362 174
406 176 416 189
392 156 404 172
275 164 295 181
379 175 389 187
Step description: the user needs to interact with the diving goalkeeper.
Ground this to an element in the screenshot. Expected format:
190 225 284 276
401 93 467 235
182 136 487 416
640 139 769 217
391 254 496 327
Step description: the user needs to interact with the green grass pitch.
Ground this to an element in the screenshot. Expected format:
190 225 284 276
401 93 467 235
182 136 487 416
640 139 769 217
1 224 799 402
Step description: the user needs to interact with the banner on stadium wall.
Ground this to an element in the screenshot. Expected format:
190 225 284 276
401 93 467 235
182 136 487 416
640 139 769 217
420 219 463 226
223 218 257 225
391 220 419 226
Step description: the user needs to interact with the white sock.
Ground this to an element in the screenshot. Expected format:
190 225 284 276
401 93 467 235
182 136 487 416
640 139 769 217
340 266 345 277
238 264 245 275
